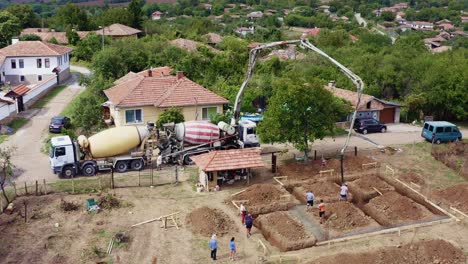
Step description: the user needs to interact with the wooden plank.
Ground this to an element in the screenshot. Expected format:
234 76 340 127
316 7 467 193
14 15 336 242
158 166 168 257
231 200 240 210
372 187 383 196
410 182 421 189
273 177 285 186
362 162 378 169
257 239 268 256
231 189 246 197
450 207 468 218
132 212 180 227
171 216 179 230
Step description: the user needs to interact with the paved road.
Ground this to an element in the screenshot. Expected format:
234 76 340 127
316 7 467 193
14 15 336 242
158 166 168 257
2 65 89 183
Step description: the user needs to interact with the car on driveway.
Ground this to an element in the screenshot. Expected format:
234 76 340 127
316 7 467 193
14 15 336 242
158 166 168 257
353 118 387 134
49 116 70 133
421 121 462 144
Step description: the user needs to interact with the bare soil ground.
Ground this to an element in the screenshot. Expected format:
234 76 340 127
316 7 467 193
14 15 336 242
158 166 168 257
363 191 436 226
255 211 316 251
307 239 466 264
398 171 426 186
292 180 343 203
186 207 236 237
348 174 395 202
321 202 379 234
432 142 467 179
433 182 468 213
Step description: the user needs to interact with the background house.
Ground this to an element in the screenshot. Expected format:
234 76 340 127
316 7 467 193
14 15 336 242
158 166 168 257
95 23 141 39
21 28 89 44
103 67 228 126
326 82 401 124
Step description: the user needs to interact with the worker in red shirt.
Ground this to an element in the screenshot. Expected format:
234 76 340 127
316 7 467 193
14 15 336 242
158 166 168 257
318 200 326 224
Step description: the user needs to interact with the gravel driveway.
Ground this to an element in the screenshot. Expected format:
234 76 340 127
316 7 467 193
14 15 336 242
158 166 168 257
2 66 89 183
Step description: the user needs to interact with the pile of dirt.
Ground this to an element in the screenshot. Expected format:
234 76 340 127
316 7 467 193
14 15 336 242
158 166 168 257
60 200 79 212
186 207 235 237
292 181 341 203
324 202 377 231
98 194 121 209
255 211 316 251
307 239 466 264
348 175 394 202
398 172 425 186
363 191 435 226
234 184 299 215
434 183 468 213
432 142 467 179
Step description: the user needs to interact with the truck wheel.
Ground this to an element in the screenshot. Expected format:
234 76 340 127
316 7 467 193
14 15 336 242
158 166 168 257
131 159 144 170
115 161 128 173
184 155 193 165
82 164 96 176
61 166 75 178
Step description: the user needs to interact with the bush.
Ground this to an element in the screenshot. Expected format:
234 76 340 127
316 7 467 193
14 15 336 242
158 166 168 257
156 108 185 127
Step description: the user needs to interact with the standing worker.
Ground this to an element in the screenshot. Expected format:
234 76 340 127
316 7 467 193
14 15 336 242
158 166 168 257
306 191 315 210
209 234 218 261
318 200 326 224
230 237 237 261
245 214 253 238
240 203 247 225
340 183 348 201
156 154 162 170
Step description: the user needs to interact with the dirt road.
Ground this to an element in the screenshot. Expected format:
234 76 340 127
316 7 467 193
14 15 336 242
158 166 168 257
2 66 89 183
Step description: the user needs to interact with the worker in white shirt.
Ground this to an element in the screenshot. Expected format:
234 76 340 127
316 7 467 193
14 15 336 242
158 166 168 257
156 155 162 170
340 183 348 201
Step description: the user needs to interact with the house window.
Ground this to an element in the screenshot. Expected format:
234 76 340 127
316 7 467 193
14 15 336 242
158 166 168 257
202 107 217 120
125 109 143 124
37 58 42 68
366 101 371 109
58 57 62 66
45 58 50 68
19 59 24 68
64 53 68 62
11 59 16 69
38 75 42 81
20 75 25 82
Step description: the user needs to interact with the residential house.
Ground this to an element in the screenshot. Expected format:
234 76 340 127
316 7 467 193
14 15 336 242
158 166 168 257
235 27 255 37
265 9 277 16
435 19 452 25
461 16 468 23
203 33 223 46
0 40 72 86
103 67 229 127
152 11 163 20
316 5 330 14
203 3 212 10
96 23 141 39
408 21 434 30
301 27 321 38
21 28 89 44
247 11 263 20
438 23 454 31
326 82 401 123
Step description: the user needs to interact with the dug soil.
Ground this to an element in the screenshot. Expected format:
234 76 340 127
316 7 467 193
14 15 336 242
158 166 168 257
292 181 342 203
255 211 316 251
322 202 379 233
348 174 394 202
433 182 468 213
363 191 435 226
308 239 466 264
186 207 235 237
432 142 468 179
398 172 426 186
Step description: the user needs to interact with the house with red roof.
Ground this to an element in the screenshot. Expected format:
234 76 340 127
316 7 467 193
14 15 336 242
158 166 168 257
103 67 229 126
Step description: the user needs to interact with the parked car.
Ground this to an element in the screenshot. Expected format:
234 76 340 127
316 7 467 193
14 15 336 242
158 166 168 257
421 121 462 144
353 118 387 134
49 116 70 133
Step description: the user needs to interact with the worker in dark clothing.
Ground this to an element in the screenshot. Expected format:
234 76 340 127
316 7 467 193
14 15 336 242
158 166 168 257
245 214 253 238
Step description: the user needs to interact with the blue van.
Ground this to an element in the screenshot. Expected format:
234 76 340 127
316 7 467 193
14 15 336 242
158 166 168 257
421 121 462 144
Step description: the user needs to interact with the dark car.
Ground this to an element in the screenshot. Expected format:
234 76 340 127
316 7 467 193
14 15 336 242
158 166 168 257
353 118 387 134
49 116 70 133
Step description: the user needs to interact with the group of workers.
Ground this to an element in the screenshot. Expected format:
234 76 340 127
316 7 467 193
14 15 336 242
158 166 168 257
305 183 349 224
209 234 236 261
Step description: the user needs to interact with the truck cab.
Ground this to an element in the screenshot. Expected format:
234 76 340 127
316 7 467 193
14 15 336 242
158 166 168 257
49 136 79 178
238 120 260 147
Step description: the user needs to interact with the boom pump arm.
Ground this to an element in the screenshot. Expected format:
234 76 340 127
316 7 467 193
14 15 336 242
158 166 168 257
232 38 364 182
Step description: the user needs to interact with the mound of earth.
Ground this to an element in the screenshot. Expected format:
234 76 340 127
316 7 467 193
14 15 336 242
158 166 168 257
292 181 341 203
307 239 466 264
398 172 425 186
324 202 378 231
186 207 235 236
235 184 282 206
363 191 435 226
256 211 316 251
434 183 468 213
348 175 394 202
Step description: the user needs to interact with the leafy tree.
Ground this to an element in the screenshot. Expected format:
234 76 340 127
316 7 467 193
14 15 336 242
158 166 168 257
66 28 80 45
129 0 144 28
74 33 109 61
96 7 133 27
48 37 59 44
6 4 39 28
0 11 21 48
380 11 396 22
19 34 42 41
53 3 90 31
156 108 185 127
0 146 16 205
258 76 348 161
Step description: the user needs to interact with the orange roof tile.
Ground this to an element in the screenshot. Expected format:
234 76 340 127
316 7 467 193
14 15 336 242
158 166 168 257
191 148 264 171
325 85 374 109
0 41 73 57
5 84 31 97
104 69 228 108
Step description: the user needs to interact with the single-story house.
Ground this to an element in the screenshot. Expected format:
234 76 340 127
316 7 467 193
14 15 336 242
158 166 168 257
191 148 264 191
103 67 229 127
152 11 163 20
96 23 141 39
326 82 401 124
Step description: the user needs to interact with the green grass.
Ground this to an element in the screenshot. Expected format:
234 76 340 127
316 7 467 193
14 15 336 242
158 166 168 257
70 58 91 69
0 118 29 144
32 85 67 108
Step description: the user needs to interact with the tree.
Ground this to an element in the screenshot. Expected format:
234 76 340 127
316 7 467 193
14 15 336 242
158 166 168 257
156 108 185 127
6 4 39 28
0 11 21 48
0 146 16 205
19 34 42 41
128 0 144 29
53 3 90 31
66 28 80 45
96 7 133 27
258 76 348 161
380 11 396 22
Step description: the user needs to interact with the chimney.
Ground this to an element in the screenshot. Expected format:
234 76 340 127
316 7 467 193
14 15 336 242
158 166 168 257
328 80 336 88
11 37 19 45
147 69 152 77
176 71 184 80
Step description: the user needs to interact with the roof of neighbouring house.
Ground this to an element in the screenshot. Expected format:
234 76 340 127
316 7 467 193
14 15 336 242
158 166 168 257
325 86 374 108
431 46 452 53
5 84 31 97
0 41 73 57
203 33 224 44
114 66 174 85
190 148 264 172
96 23 141 36
170 38 220 53
303 27 321 37
20 29 89 44
104 69 228 108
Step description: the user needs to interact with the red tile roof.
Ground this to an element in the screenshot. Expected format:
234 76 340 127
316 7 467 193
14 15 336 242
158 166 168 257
325 85 374 109
190 148 264 171
20 29 89 44
104 69 228 108
96 23 141 36
5 84 31 97
0 41 73 57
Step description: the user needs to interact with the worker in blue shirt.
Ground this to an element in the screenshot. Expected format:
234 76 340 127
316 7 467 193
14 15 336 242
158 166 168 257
209 234 218 260
306 191 315 210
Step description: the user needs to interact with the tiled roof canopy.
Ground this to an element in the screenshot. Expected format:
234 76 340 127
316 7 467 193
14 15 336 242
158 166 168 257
190 148 264 171
96 23 141 36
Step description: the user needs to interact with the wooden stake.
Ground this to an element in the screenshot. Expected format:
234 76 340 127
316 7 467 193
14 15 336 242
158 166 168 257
35 181 38 196
13 182 17 197
231 189 246 197
43 179 47 195
132 212 180 227
23 201 27 223
273 177 284 186
24 182 28 195
171 216 179 229
0 195 3 212
372 187 383 196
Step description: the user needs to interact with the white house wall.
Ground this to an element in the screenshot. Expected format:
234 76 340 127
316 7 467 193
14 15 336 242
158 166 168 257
23 76 57 104
0 102 16 121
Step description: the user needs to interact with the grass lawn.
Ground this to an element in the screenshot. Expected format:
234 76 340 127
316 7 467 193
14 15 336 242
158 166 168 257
31 85 67 108
0 117 29 144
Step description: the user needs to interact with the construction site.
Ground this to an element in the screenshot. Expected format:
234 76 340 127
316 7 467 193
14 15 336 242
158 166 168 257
0 141 467 263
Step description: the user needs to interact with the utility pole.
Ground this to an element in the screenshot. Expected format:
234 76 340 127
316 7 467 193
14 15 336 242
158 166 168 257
99 26 105 50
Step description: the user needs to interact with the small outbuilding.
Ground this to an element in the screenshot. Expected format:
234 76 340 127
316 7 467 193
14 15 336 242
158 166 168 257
191 148 264 191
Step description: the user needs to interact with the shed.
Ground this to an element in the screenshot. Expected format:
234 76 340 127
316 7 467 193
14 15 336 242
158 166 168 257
191 148 264 191
5 84 31 112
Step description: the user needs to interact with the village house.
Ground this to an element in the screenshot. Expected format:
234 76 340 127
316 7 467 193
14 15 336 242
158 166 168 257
96 23 141 39
408 21 434 31
247 11 263 20
235 27 255 37
461 16 468 23
301 27 321 38
21 28 89 44
326 82 401 124
438 23 454 31
103 67 229 127
151 11 163 20
203 33 223 46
